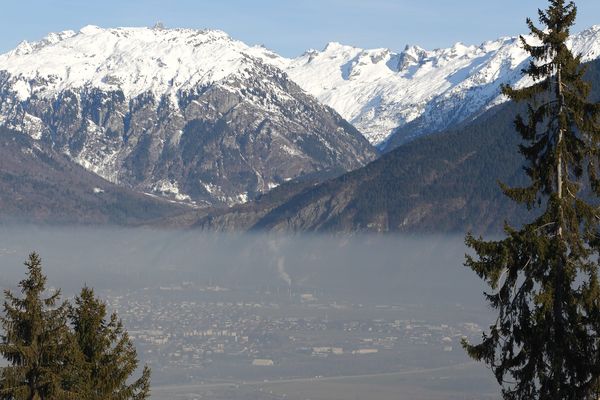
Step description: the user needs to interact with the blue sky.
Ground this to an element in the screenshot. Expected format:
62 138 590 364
3 0 600 56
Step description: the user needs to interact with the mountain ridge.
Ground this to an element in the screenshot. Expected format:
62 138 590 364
0 25 376 206
165 57 600 234
272 25 600 148
244 57 600 233
1 25 600 228
4 24 600 150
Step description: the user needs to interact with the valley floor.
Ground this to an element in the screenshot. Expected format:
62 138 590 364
152 361 497 400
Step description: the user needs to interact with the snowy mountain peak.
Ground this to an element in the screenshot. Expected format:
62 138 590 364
276 26 600 146
323 41 352 52
395 45 428 71
0 25 376 206
402 44 427 58
79 24 104 35
0 26 267 102
1 24 599 149
569 25 600 62
10 30 78 57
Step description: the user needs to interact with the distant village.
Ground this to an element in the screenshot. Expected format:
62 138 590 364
102 282 483 384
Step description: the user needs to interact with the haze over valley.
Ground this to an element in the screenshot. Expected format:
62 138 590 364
0 228 498 399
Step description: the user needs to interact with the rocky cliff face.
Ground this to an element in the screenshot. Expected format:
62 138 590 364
0 26 376 206
271 26 600 149
0 126 188 225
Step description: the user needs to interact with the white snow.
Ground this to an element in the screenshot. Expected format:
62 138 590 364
12 80 31 101
0 25 275 104
263 26 600 145
280 144 301 156
22 113 44 140
0 25 599 148
235 192 249 204
201 182 220 195
153 179 191 202
20 147 34 157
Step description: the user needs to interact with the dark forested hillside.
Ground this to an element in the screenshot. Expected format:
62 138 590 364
0 127 189 225
247 59 600 234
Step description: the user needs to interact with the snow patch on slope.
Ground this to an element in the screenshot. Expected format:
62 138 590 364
264 26 600 146
153 179 191 202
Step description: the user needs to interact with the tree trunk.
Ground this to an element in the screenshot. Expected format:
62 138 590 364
552 63 567 399
557 66 564 236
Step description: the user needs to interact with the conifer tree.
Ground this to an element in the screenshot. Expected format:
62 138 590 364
463 1 600 399
0 253 77 400
69 287 150 400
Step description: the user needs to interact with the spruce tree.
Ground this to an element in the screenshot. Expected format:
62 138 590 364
0 253 77 400
70 287 150 400
463 1 600 399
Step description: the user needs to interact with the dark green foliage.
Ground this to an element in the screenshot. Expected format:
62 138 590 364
463 1 600 399
70 287 150 400
0 254 150 400
0 253 76 400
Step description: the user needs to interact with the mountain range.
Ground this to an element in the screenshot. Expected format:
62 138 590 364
1 25 599 229
168 56 600 234
0 26 375 207
265 25 600 148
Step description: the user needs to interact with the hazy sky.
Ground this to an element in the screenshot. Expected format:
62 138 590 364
2 1 600 56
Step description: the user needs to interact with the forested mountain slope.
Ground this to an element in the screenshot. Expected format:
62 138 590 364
0 127 188 224
248 59 600 234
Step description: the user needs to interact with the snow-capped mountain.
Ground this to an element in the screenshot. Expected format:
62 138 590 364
0 25 376 205
1 24 599 208
2 25 270 103
270 25 600 148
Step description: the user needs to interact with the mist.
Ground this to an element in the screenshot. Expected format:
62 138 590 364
0 227 487 305
0 227 498 399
